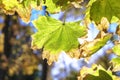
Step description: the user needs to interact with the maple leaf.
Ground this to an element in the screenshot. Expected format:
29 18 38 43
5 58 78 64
78 64 120 80
90 0 120 23
31 16 87 64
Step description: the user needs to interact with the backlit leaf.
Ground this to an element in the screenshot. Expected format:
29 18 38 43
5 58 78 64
112 44 120 56
78 64 120 80
32 16 87 64
111 57 120 72
90 0 120 23
44 0 60 13
111 57 120 66
79 34 112 57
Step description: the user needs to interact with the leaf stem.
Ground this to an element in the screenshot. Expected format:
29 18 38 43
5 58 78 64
43 0 46 4
62 11 67 25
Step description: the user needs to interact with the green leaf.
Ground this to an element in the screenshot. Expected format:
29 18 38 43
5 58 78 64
112 44 120 56
90 0 120 23
52 0 83 6
21 0 38 8
37 0 41 6
83 70 112 80
78 64 120 80
111 16 119 23
52 0 83 10
32 16 87 64
111 57 120 65
87 0 96 6
111 57 120 72
44 0 60 13
52 0 68 7
79 34 112 57
78 64 113 80
89 34 112 53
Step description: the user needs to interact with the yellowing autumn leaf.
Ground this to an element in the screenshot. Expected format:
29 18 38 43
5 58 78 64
0 0 39 22
79 34 112 57
97 17 109 31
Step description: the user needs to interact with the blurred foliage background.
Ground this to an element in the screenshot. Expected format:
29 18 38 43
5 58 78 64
0 14 45 80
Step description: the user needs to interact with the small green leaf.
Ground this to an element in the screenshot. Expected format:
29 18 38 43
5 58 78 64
44 0 60 13
79 34 112 57
111 57 120 72
32 16 87 64
111 57 120 65
111 16 119 23
112 44 120 56
89 34 112 54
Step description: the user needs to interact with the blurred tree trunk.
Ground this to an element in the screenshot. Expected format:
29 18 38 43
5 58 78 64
1 15 12 80
42 59 48 80
0 68 7 80
2 15 12 58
